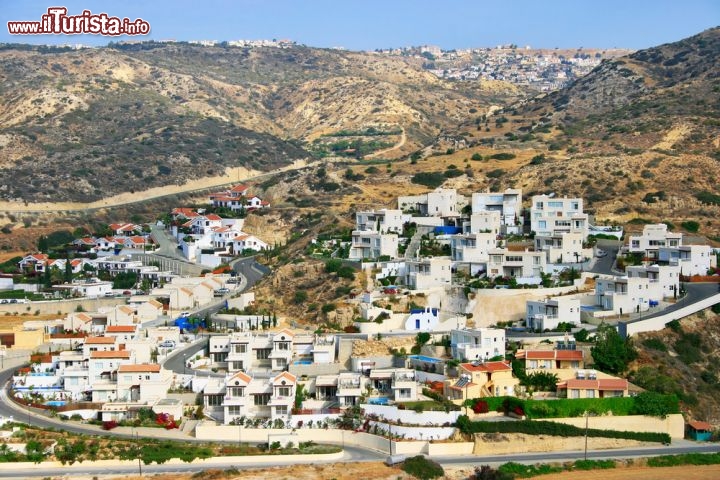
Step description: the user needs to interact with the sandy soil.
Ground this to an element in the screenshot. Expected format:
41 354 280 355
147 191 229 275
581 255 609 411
533 464 720 480
0 313 59 330
26 462 720 480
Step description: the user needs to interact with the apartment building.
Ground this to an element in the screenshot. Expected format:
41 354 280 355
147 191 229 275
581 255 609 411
530 195 588 239
628 224 682 261
487 249 545 281
525 295 581 331
463 210 502 236
658 245 715 276
450 328 506 362
405 257 452 290
471 189 522 234
516 348 584 372
348 230 399 260
534 231 586 264
355 209 406 234
451 232 497 263
116 364 172 403
398 188 463 218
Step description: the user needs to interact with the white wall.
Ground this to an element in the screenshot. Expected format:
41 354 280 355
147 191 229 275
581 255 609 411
620 293 720 337
361 404 460 426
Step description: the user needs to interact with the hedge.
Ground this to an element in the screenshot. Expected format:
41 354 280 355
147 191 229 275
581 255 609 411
647 453 720 467
456 416 671 444
463 394 679 420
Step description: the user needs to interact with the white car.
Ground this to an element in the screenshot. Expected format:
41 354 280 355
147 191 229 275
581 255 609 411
595 250 607 258
179 311 190 317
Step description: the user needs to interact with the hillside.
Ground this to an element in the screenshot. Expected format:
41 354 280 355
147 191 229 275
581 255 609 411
430 27 720 233
631 308 720 424
0 42 522 203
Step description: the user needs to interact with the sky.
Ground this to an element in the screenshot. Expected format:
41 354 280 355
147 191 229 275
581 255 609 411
1 0 718 51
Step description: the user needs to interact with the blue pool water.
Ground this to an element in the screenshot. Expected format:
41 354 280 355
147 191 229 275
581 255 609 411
45 401 67 407
293 360 313 365
580 305 602 312
408 355 442 363
368 397 390 405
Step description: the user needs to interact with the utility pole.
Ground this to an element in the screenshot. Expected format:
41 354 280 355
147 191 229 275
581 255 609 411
584 411 589 461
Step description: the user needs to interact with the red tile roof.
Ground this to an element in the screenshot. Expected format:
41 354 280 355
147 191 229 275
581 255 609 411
688 421 712 431
90 351 131 359
520 350 583 361
559 378 628 390
118 364 161 373
461 361 512 373
85 337 116 344
106 326 137 333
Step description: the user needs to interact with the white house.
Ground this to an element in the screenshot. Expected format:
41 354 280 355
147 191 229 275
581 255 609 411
451 232 497 264
463 210 502 236
658 245 715 276
355 209 406 234
116 364 172 404
399 188 464 218
349 231 398 260
450 328 506 362
471 188 522 234
534 231 588 264
404 307 440 331
405 257 452 290
486 249 545 281
525 295 581 331
628 223 682 261
215 371 297 425
530 195 588 239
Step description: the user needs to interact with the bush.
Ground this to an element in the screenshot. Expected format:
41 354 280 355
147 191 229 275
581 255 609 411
489 153 516 160
401 455 445 480
681 220 700 233
102 420 118 430
411 172 445 189
455 416 671 444
471 153 483 161
647 452 720 467
337 265 355 280
642 337 668 352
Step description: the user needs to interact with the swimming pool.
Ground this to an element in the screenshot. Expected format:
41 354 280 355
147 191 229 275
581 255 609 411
408 355 443 363
368 397 390 405
45 401 67 407
580 305 602 312
293 359 313 365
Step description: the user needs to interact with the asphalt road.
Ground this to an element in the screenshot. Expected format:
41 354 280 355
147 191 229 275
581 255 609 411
622 282 720 326
150 224 192 262
588 239 622 275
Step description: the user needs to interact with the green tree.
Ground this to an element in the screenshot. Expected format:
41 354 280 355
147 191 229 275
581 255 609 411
37 235 49 253
590 323 638 374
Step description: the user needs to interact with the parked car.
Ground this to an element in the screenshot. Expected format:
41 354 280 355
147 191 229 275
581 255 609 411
595 249 607 258
214 288 230 296
159 340 176 348
179 311 190 317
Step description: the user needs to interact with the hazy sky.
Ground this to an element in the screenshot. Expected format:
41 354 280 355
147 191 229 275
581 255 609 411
2 0 718 50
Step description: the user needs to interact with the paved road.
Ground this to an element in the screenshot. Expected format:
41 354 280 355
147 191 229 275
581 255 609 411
588 239 622 276
150 224 189 261
621 282 720 327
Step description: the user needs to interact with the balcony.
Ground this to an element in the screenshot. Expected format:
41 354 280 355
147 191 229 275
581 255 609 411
268 395 293 407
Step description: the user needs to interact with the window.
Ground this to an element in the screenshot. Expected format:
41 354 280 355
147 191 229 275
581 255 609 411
230 361 244 371
548 201 563 208
275 405 288 415
228 386 245 397
254 393 271 405
529 360 537 369
256 349 270 360
571 389 580 399
277 386 291 397
233 344 247 353
276 342 290 351
586 389 595 398
206 394 223 406
228 405 243 415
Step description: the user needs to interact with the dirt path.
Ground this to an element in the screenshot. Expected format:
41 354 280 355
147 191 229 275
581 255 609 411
366 127 406 159
533 464 720 479
0 160 310 214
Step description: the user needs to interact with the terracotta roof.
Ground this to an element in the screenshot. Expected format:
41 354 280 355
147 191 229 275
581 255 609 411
560 379 629 390
90 351 131 359
229 184 248 193
461 361 512 373
118 364 161 373
521 350 583 361
118 305 135 315
205 214 222 221
688 420 712 431
274 329 295 339
85 336 116 344
273 371 297 384
106 326 137 333
148 299 163 308
229 371 252 384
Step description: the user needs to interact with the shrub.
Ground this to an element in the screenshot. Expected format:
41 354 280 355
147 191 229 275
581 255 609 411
681 220 700 233
489 153 516 160
102 420 118 430
472 400 489 414
471 153 483 161
401 455 445 480
642 337 668 351
411 172 445 189
337 265 356 280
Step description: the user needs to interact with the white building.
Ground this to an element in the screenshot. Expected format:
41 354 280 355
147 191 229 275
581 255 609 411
348 231 399 260
463 210 502 236
404 307 440 331
355 209 406 234
471 189 522 234
451 232 497 264
487 249 545 281
534 231 588 264
530 195 588 239
450 328 505 362
209 371 297 425
405 257 452 290
628 223 682 261
659 245 715 276
398 188 464 218
116 364 172 403
594 264 677 315
525 295 581 331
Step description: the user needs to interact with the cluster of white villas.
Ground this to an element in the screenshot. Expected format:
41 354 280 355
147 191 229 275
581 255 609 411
349 188 591 284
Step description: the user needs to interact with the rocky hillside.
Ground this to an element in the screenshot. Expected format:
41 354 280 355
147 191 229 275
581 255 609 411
631 308 720 425
0 42 522 203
